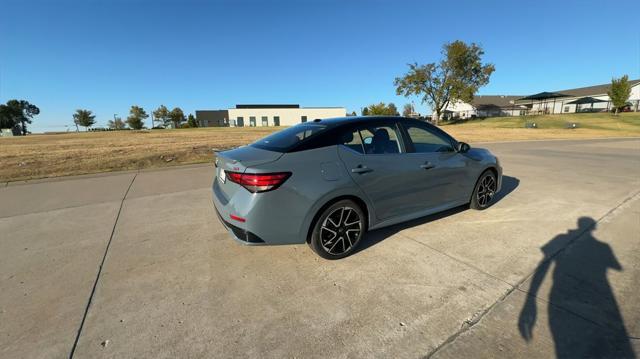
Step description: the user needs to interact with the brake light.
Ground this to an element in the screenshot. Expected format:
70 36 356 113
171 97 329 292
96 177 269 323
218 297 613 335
226 171 291 193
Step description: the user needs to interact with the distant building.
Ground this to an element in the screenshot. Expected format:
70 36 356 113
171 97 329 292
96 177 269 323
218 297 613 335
435 79 640 119
441 96 526 119
196 104 346 127
517 79 640 114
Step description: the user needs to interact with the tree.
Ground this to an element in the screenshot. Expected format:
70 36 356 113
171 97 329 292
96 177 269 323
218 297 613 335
361 107 369 116
15 100 40 135
363 102 400 116
402 103 414 117
127 105 148 130
0 103 20 129
152 105 170 127
107 117 126 130
72 109 96 131
607 75 631 116
169 107 185 128
187 114 198 128
388 103 399 116
0 100 40 134
395 40 495 125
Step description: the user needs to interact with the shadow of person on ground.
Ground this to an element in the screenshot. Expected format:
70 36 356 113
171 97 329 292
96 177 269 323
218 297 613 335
355 175 520 254
518 217 635 358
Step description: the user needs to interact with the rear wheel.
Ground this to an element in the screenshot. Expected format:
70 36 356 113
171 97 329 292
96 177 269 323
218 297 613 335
470 170 497 210
310 200 365 260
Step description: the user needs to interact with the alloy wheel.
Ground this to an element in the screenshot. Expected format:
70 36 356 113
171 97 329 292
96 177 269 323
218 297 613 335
477 174 496 207
320 207 362 255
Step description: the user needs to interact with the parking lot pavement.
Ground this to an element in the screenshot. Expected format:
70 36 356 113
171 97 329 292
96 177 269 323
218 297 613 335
433 193 640 358
0 138 638 358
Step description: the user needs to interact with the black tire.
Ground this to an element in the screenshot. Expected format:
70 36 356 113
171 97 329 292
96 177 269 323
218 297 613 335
470 170 497 210
309 199 366 260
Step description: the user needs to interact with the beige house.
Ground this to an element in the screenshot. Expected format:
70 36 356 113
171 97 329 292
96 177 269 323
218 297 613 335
197 104 346 127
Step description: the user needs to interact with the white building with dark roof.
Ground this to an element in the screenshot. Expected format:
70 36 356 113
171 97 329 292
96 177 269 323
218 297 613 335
516 79 640 114
436 79 640 118
441 95 527 119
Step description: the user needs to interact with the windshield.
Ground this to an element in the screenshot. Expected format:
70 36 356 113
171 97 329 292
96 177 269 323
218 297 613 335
251 124 328 152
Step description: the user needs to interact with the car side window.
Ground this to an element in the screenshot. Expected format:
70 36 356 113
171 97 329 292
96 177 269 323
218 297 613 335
359 125 401 154
340 129 365 154
340 124 403 155
404 124 454 153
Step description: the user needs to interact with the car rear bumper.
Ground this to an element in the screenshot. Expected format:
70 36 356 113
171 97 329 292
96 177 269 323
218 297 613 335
213 205 266 245
212 177 310 245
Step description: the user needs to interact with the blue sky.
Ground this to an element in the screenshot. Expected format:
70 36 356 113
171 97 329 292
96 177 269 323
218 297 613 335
1 0 639 132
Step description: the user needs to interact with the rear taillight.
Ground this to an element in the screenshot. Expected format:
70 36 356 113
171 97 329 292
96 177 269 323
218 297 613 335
226 171 291 193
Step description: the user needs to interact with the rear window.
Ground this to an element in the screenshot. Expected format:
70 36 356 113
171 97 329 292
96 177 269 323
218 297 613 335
250 124 328 152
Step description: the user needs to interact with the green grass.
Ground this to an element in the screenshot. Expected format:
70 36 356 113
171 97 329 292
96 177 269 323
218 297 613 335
442 112 640 131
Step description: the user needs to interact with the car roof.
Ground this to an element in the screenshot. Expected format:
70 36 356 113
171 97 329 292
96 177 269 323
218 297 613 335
315 116 418 127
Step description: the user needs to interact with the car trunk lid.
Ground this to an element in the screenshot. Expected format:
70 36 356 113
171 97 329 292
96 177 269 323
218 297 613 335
217 145 283 171
214 145 284 199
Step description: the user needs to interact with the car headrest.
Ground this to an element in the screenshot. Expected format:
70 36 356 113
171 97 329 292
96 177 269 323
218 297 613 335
373 128 390 142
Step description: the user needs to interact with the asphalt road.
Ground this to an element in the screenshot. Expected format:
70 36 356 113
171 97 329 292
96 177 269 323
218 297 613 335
1 138 639 358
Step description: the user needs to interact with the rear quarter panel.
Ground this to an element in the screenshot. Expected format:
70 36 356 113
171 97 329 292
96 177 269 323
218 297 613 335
248 145 372 244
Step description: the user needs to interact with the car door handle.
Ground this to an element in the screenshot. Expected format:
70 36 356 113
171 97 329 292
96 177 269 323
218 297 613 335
351 165 373 174
420 162 435 170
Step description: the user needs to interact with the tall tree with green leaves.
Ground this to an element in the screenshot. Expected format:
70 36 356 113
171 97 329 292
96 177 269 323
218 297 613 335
127 105 148 130
607 75 631 116
395 40 495 125
1 100 40 134
363 102 400 116
73 109 96 131
187 114 198 128
361 107 369 116
107 117 126 130
152 105 170 127
0 102 20 129
169 107 185 128
16 100 40 135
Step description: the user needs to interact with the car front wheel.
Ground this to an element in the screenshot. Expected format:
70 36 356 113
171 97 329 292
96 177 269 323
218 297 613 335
470 170 497 210
309 200 365 260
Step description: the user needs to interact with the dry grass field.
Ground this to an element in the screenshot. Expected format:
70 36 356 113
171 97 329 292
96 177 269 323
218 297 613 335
1 113 639 182
0 127 275 182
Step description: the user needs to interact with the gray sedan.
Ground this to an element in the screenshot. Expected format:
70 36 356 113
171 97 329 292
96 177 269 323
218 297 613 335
213 116 502 259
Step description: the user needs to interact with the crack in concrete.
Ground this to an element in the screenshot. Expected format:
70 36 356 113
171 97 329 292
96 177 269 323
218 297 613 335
68 173 137 359
423 190 640 358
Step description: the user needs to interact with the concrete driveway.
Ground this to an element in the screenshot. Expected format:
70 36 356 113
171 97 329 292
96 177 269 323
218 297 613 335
1 138 639 358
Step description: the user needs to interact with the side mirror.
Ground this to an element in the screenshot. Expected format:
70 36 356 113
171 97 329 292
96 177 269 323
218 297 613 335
363 137 373 145
457 142 470 153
